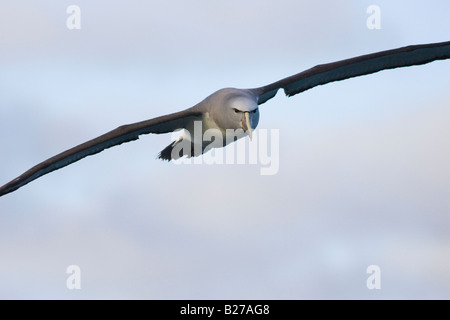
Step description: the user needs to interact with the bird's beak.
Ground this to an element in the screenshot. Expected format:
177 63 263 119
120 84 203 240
243 112 252 140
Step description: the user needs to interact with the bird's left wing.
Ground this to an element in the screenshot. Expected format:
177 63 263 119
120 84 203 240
0 109 203 197
252 40 450 105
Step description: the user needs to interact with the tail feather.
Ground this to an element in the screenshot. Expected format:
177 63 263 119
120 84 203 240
158 141 178 161
157 137 198 161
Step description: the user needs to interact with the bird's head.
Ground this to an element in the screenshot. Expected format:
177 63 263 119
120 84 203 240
215 89 259 140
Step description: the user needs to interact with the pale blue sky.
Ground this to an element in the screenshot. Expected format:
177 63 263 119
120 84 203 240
0 0 449 299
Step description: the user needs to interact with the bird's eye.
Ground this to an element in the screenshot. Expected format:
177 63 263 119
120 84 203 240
233 108 240 113
251 109 258 114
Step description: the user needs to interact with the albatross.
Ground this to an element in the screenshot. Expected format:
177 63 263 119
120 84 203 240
1 40 450 197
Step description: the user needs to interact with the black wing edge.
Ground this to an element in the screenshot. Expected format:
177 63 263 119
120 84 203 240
0 109 203 197
252 40 450 105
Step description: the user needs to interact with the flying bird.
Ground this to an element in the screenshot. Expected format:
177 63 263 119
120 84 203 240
1 41 450 197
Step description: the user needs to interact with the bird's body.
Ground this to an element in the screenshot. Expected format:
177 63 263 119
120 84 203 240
1 40 450 196
160 88 259 160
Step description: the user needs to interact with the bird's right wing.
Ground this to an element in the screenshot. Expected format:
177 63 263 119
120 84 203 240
252 40 450 105
0 109 203 197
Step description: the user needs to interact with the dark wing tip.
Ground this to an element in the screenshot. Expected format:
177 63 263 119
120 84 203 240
0 179 19 197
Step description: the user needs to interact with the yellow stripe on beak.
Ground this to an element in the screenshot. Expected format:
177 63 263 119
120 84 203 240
244 112 252 141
